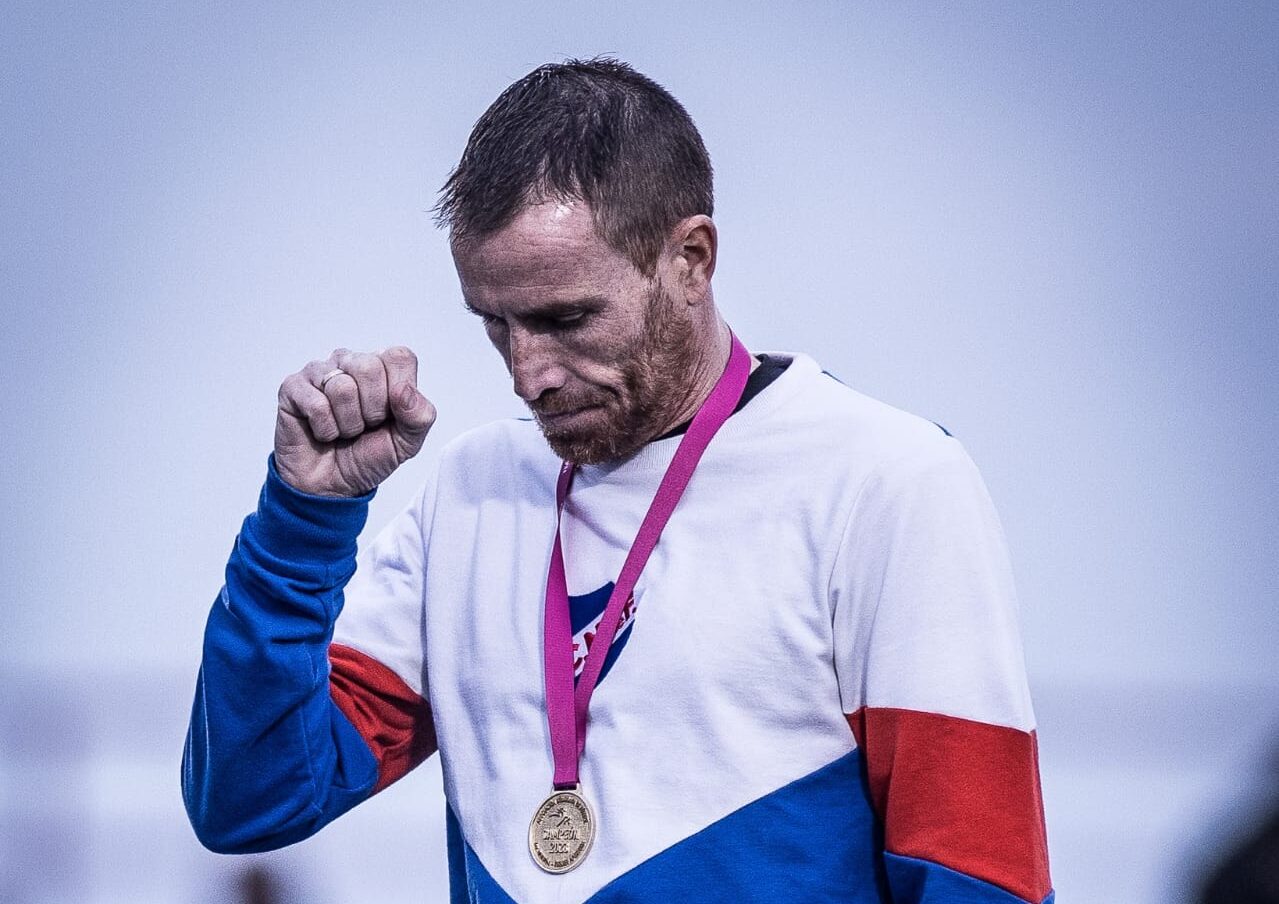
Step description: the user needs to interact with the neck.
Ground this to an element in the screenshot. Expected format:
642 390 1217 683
651 318 749 440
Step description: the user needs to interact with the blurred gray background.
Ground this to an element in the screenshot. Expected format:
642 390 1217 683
2 1 1276 902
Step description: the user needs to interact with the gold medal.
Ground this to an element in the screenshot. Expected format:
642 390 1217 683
528 787 595 873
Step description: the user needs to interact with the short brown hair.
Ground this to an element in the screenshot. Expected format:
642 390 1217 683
435 57 714 276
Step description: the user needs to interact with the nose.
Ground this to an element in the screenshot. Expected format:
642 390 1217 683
508 327 567 403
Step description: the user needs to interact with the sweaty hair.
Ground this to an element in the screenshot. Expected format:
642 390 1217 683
434 57 714 276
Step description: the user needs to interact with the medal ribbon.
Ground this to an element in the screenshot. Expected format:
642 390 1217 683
542 332 752 789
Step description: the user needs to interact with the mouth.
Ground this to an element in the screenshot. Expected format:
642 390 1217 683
537 405 599 428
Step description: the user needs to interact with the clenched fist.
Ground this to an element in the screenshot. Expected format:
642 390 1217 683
274 346 436 497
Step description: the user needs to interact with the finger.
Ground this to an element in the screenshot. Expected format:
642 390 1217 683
388 381 436 459
303 357 363 439
278 372 340 443
306 352 368 439
334 350 390 427
380 347 432 458
379 345 418 398
300 349 352 389
323 373 363 438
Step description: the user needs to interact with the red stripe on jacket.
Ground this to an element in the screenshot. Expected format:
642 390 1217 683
329 643 437 793
846 706 1051 902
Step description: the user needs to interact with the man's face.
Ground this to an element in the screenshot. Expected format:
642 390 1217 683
452 200 696 464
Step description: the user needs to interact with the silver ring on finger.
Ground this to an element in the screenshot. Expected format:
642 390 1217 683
320 368 346 391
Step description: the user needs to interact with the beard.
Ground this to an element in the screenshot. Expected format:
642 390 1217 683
530 281 702 465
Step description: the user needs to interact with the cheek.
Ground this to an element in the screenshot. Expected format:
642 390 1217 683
565 318 644 376
569 349 634 399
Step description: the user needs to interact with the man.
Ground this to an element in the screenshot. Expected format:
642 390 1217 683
184 58 1053 903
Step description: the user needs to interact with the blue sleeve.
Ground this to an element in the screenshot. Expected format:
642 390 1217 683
883 854 1057 904
181 456 380 854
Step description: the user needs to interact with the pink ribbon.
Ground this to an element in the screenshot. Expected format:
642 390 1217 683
542 332 752 788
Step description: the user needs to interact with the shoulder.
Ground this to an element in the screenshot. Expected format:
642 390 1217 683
761 351 968 479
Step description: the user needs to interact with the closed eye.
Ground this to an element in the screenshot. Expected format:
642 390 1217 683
520 309 590 332
464 300 594 331
547 310 586 327
534 302 596 330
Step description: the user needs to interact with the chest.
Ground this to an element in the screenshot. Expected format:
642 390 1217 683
421 468 843 725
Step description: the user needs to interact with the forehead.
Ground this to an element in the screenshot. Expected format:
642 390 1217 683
452 200 639 308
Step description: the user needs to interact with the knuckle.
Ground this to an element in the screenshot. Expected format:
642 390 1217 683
335 417 363 438
279 372 312 404
346 355 382 381
384 345 417 366
299 396 330 419
333 400 362 423
326 378 359 402
331 397 360 419
307 415 338 440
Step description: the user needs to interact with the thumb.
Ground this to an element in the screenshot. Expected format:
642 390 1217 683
389 381 436 458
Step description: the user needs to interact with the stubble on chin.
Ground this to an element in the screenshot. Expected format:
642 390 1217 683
534 381 656 464
538 416 628 465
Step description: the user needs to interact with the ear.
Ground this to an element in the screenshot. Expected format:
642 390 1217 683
665 215 717 304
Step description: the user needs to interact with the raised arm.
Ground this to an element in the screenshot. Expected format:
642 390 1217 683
182 347 437 853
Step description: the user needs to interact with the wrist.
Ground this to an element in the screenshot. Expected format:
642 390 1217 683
247 455 375 565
